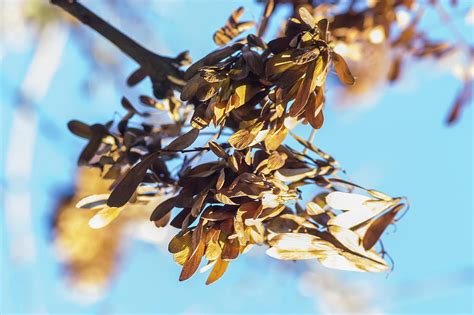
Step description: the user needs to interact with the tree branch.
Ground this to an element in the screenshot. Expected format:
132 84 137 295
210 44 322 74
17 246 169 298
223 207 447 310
51 0 187 98
51 0 153 65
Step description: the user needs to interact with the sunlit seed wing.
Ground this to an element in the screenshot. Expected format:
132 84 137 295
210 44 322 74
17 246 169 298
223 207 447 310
76 194 110 210
298 7 316 29
274 168 317 182
88 207 122 229
168 231 192 254
306 201 325 215
179 240 205 281
290 61 316 117
318 251 365 272
266 247 324 260
327 198 398 228
206 257 229 285
328 225 387 267
268 233 334 252
325 191 371 211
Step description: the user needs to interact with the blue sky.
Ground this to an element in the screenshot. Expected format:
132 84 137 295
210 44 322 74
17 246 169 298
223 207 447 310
1 0 472 314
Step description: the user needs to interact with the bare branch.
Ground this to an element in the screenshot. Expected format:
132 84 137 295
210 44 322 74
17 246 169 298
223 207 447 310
51 0 187 98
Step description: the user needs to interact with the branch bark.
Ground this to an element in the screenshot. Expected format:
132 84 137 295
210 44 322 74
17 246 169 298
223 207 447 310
51 0 187 98
51 0 154 65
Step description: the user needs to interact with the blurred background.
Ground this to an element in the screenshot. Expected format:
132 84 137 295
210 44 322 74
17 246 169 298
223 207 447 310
1 0 472 313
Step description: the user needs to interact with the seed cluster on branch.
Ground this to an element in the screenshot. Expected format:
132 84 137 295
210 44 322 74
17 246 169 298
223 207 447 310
55 0 412 284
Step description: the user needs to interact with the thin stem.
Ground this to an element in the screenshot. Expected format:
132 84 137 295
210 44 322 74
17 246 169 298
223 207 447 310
188 133 218 161
432 1 470 49
161 147 211 154
303 128 317 155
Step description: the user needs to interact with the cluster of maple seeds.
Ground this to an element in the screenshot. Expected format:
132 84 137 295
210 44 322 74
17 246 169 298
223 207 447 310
182 6 354 151
71 6 406 284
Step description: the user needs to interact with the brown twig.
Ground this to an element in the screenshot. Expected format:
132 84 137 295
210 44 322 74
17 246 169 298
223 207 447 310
51 0 186 97
303 128 316 155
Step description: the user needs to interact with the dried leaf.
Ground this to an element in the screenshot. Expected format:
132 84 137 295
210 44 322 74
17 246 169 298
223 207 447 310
215 193 238 205
185 44 242 80
266 247 323 260
107 152 159 207
331 52 355 85
326 192 370 211
317 18 328 41
265 51 294 80
213 7 254 46
266 151 287 171
191 188 209 217
154 211 171 228
305 89 324 129
363 204 404 250
228 123 263 150
291 48 320 65
67 120 92 139
127 67 147 86
221 238 240 260
201 206 236 221
298 7 316 29
164 128 200 151
206 257 229 285
274 168 317 182
264 126 288 151
388 55 402 82
268 233 334 252
181 74 203 101
173 249 191 266
328 225 387 269
318 250 387 272
306 201 324 215
179 240 205 281
327 192 398 228
150 197 177 221
216 169 226 190
257 0 274 36
290 60 320 116
77 124 109 166
169 231 192 253
446 81 472 125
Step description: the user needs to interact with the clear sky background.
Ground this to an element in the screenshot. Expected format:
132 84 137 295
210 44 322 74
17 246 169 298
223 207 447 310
1 0 472 314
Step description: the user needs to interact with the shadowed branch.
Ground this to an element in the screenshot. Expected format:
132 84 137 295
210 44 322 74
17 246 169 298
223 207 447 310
51 0 189 98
